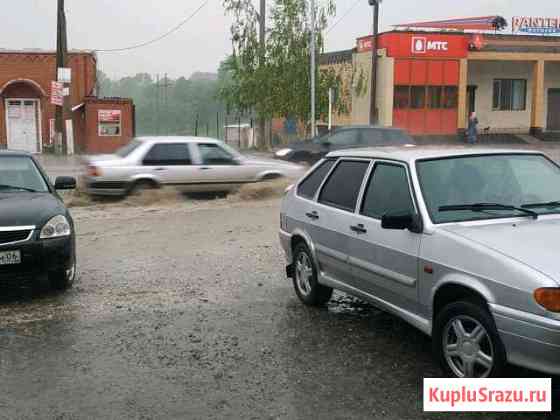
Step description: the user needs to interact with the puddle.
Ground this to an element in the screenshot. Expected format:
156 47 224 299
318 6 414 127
327 293 381 317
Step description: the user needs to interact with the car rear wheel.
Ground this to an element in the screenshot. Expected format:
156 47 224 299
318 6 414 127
433 301 507 378
129 180 158 196
292 243 332 306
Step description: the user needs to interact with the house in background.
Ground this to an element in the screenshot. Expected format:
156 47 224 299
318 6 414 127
0 49 134 154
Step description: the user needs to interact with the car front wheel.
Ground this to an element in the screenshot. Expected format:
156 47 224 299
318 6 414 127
433 301 507 378
292 243 332 306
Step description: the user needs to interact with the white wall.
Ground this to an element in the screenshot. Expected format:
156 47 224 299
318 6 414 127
467 61 533 132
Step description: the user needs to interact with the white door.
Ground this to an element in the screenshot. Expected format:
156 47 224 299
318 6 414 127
6 99 39 153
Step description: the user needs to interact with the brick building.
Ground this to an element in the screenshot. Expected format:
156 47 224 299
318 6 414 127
0 50 134 154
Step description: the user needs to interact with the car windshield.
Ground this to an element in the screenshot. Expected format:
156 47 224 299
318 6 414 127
115 140 142 158
0 156 49 193
417 154 560 223
362 128 414 146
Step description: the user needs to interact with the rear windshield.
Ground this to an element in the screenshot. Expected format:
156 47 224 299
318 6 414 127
116 140 142 158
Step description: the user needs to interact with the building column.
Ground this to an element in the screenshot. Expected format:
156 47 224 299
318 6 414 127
457 58 468 136
531 60 545 136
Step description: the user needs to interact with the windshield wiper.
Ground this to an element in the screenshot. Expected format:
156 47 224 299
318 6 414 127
522 201 560 209
0 184 38 193
439 203 539 220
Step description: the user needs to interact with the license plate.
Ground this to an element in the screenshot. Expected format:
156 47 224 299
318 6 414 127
0 250 21 265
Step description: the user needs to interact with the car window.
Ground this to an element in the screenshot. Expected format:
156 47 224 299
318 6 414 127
361 163 414 219
143 143 192 166
0 156 49 193
318 160 370 211
297 159 336 199
361 129 414 146
326 130 360 146
198 143 236 165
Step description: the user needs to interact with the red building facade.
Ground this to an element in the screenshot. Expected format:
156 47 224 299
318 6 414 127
0 50 134 154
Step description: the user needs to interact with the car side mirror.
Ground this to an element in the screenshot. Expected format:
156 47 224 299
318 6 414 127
54 176 77 190
381 213 422 233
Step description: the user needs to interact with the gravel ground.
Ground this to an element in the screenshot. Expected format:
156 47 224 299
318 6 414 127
0 196 558 420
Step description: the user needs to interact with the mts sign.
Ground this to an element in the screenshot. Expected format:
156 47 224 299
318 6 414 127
412 37 449 54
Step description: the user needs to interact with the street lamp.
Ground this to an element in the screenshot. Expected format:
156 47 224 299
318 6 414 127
368 0 381 125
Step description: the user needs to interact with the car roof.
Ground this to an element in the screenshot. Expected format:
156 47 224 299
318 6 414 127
328 147 544 164
334 125 404 132
0 150 33 157
135 136 221 144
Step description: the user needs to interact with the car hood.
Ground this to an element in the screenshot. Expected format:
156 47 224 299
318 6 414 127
0 193 67 227
242 155 304 168
442 218 560 283
280 140 319 152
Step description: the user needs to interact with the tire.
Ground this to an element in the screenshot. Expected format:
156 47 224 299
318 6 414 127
50 262 76 291
432 300 507 378
128 180 158 196
292 243 333 306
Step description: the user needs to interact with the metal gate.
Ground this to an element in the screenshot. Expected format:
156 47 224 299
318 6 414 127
5 99 40 153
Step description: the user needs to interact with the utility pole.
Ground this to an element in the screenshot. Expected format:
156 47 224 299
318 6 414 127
55 0 68 155
310 0 316 138
369 0 381 125
257 0 266 149
155 74 160 135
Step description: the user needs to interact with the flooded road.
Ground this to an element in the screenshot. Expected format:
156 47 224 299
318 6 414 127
0 198 557 419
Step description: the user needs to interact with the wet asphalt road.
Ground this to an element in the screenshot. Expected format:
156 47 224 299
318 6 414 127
0 198 558 420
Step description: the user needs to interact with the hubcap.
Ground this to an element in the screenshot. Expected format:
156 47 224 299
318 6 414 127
295 252 313 297
443 316 494 378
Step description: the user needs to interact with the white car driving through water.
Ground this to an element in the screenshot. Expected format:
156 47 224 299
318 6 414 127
83 137 305 197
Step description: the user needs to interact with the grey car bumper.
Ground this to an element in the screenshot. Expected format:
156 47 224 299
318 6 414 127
491 304 560 375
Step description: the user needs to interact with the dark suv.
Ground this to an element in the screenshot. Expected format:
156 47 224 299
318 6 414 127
274 126 415 163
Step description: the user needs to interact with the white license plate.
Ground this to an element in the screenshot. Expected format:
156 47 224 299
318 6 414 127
0 250 21 265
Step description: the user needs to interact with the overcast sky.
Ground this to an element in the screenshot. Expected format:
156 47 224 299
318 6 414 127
1 0 558 79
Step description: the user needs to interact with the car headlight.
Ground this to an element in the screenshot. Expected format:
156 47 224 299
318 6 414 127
40 215 71 239
275 148 293 157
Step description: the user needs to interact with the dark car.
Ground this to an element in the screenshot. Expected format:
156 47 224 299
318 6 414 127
274 126 415 163
0 151 77 291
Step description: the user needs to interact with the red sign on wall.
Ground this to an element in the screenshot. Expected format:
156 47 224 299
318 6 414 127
50 81 64 106
358 32 469 59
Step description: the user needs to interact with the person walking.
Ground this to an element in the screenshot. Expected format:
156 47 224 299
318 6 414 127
467 112 479 145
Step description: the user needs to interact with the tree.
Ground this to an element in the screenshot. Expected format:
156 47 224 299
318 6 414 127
221 0 340 139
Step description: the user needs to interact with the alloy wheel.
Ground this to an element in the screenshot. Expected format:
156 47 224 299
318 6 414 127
295 252 313 297
442 315 495 378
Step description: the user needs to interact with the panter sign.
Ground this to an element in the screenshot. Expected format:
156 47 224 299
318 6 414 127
512 16 560 35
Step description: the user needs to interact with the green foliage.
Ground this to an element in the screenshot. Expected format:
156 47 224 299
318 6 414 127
98 71 227 137
221 0 341 127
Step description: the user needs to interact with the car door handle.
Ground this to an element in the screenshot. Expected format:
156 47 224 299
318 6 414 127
305 211 319 220
199 167 212 171
350 224 367 234
154 167 166 171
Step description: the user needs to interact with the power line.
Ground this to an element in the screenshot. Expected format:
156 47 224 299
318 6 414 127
95 0 210 52
326 0 361 34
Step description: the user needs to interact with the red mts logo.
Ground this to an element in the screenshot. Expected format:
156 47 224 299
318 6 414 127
412 37 449 54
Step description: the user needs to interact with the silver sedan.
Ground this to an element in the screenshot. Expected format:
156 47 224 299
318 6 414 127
83 137 306 196
280 147 560 377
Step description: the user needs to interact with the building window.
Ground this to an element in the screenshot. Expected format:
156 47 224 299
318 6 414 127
98 110 122 136
410 86 426 109
492 79 527 111
428 86 443 109
394 86 410 109
443 86 459 109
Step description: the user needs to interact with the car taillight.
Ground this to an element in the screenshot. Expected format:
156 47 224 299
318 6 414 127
534 288 560 312
87 165 101 177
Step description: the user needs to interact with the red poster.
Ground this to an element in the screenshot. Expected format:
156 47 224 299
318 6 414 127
51 81 64 106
